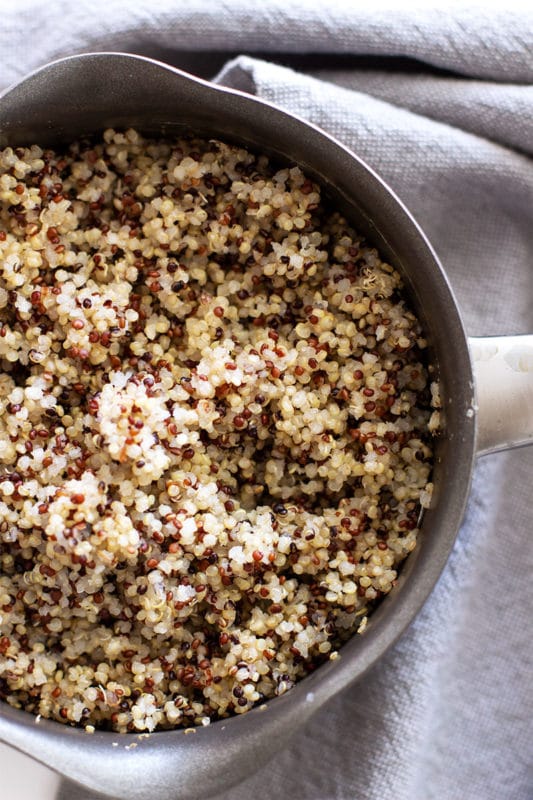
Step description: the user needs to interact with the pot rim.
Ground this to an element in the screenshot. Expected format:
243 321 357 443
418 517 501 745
0 51 477 798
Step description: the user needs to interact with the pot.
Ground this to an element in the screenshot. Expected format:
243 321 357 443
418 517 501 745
0 53 531 800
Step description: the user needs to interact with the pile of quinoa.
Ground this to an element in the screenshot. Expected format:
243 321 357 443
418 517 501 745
0 129 440 733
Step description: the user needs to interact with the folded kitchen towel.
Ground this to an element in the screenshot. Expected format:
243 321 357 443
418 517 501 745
0 3 532 800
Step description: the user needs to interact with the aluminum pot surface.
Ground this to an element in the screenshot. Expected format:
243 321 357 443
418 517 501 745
0 53 531 800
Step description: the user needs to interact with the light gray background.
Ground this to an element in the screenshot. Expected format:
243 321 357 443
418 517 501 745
0 2 532 799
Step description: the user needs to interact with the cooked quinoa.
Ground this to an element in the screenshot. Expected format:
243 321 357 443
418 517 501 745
0 129 440 732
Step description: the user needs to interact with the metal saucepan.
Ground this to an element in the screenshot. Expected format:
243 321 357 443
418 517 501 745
0 53 531 800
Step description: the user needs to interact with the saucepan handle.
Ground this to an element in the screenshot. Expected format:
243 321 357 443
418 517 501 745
470 335 533 456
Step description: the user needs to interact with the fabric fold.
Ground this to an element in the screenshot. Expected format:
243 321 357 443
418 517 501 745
217 56 533 336
1 1 532 89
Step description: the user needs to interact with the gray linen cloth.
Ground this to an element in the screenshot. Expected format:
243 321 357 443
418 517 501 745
0 3 532 800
